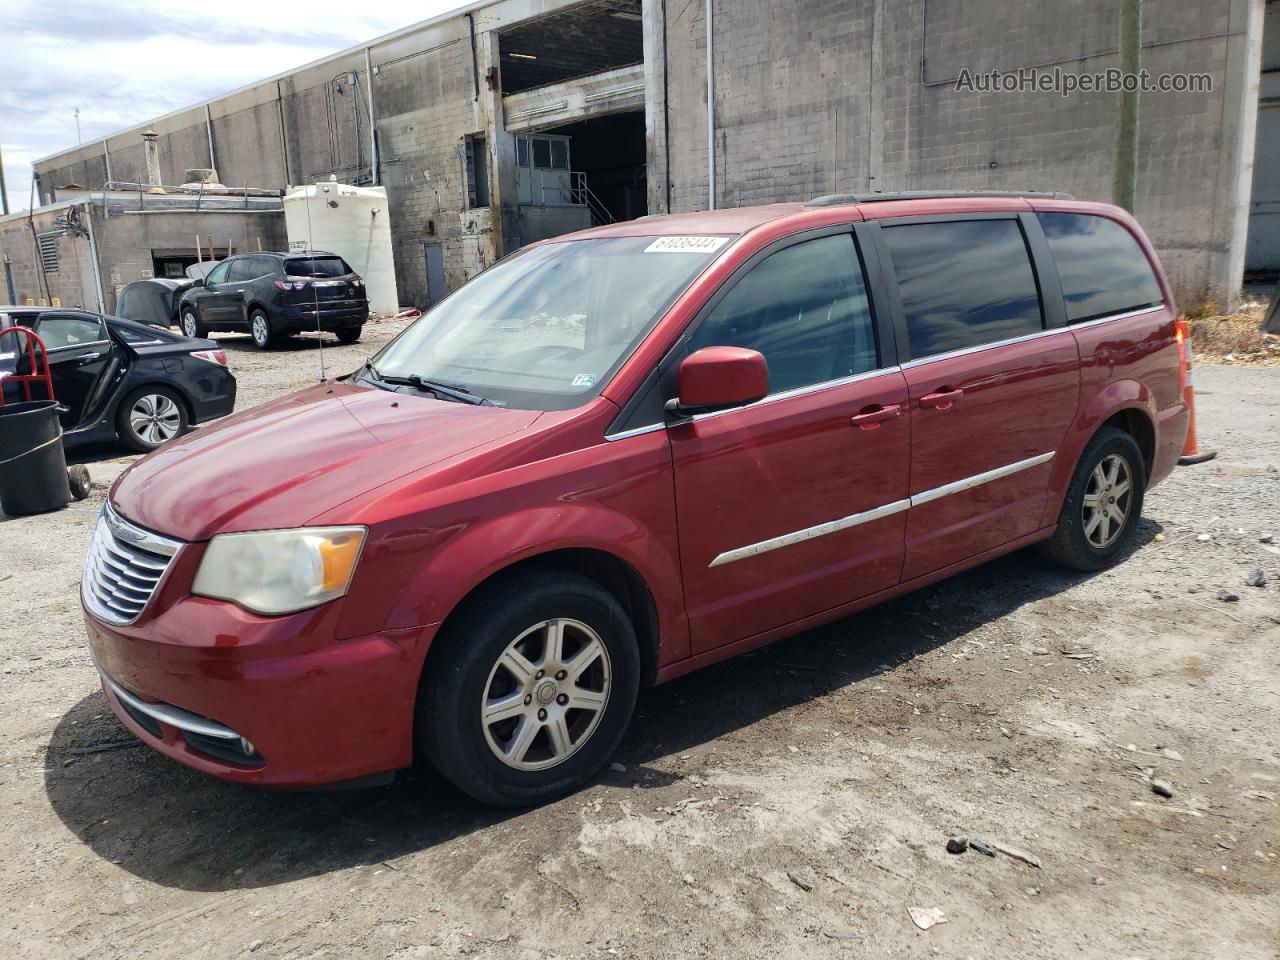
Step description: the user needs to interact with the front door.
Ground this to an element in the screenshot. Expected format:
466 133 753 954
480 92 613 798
669 231 910 654
875 215 1081 581
33 312 113 430
196 259 239 326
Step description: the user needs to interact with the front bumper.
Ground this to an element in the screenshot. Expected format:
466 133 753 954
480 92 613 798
84 596 436 788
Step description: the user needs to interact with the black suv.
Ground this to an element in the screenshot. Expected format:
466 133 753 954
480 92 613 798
178 251 368 349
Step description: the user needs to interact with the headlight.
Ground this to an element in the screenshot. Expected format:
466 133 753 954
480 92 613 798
192 527 366 615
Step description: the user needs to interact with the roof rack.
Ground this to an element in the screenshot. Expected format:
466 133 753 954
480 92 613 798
806 190 1074 207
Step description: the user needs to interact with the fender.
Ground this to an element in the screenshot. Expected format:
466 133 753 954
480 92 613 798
376 501 690 667
1039 378 1157 528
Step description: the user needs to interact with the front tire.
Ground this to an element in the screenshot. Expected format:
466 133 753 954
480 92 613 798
180 308 205 339
1040 426 1146 571
418 570 640 807
249 309 275 349
117 386 189 452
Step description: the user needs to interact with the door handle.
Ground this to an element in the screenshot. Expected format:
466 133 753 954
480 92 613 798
76 352 102 364
850 403 901 429
919 386 964 410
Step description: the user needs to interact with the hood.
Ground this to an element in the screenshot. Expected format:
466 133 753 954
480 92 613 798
110 383 541 541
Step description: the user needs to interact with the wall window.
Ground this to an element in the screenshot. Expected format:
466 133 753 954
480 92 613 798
1037 213 1163 323
464 134 490 208
882 219 1043 360
688 234 878 395
520 135 571 171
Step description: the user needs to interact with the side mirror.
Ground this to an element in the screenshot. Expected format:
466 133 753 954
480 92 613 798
666 346 769 419
191 277 205 287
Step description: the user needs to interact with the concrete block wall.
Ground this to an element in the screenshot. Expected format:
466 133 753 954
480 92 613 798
93 206 288 313
646 0 1264 307
0 206 101 311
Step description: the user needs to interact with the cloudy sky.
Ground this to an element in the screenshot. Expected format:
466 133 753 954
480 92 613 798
0 0 471 213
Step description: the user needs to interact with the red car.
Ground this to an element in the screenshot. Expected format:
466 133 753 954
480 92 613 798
83 192 1188 805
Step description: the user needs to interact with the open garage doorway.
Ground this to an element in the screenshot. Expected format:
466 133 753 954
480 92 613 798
536 111 646 225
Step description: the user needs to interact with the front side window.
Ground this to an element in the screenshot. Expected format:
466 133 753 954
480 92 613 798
688 234 877 394
1037 213 1163 322
285 256 351 278
371 236 726 411
35 314 106 349
205 261 231 285
883 218 1043 360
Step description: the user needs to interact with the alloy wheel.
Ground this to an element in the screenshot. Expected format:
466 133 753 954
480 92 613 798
252 315 269 346
1082 453 1132 549
181 312 198 337
129 393 181 445
480 618 611 771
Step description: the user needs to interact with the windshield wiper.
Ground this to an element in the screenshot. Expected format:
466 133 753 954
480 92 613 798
365 362 492 405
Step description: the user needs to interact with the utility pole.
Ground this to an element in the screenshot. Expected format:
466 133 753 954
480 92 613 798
1112 0 1141 212
0 142 9 216
75 108 82 144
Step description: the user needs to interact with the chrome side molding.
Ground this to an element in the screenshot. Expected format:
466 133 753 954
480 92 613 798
708 450 1056 567
708 498 911 567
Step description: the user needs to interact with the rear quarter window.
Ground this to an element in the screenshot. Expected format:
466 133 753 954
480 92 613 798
1037 213 1163 322
882 218 1043 360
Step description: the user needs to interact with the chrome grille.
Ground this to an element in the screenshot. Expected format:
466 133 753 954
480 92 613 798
82 504 181 625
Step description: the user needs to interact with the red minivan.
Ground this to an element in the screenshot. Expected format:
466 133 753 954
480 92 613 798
83 192 1188 805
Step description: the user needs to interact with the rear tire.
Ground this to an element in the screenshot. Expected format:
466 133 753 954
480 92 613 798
117 386 189 452
1039 426 1146 571
336 327 362 345
249 310 274 350
417 569 640 807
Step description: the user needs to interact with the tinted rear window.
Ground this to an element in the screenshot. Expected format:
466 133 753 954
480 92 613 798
285 256 351 278
882 218 1043 359
1037 213 1163 322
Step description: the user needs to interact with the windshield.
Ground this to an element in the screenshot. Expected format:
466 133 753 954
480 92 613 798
369 235 729 410
286 256 351 278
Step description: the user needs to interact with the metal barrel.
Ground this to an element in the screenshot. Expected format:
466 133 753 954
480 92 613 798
0 401 73 516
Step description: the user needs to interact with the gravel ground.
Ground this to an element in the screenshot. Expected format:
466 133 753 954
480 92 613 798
0 340 1277 960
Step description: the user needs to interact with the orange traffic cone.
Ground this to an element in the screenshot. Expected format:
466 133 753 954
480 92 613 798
1176 318 1216 465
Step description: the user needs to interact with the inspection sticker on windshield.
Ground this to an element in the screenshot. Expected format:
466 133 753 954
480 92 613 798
571 373 597 387
644 236 730 254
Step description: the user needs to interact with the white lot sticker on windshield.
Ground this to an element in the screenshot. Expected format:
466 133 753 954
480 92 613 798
571 373 597 387
644 236 730 254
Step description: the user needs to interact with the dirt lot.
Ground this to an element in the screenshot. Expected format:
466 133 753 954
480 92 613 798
1 328 1277 960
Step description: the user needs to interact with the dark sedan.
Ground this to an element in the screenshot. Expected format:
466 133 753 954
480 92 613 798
0 306 236 452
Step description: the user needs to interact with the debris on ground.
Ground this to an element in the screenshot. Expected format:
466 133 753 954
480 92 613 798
68 740 143 756
608 761 627 773
1218 591 1241 603
991 841 1043 869
1152 778 1175 799
946 836 968 854
969 839 997 857
1187 303 1280 366
907 906 948 930
1246 568 1267 588
786 868 816 892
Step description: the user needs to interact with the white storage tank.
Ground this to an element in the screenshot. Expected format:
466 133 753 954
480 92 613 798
284 179 398 316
